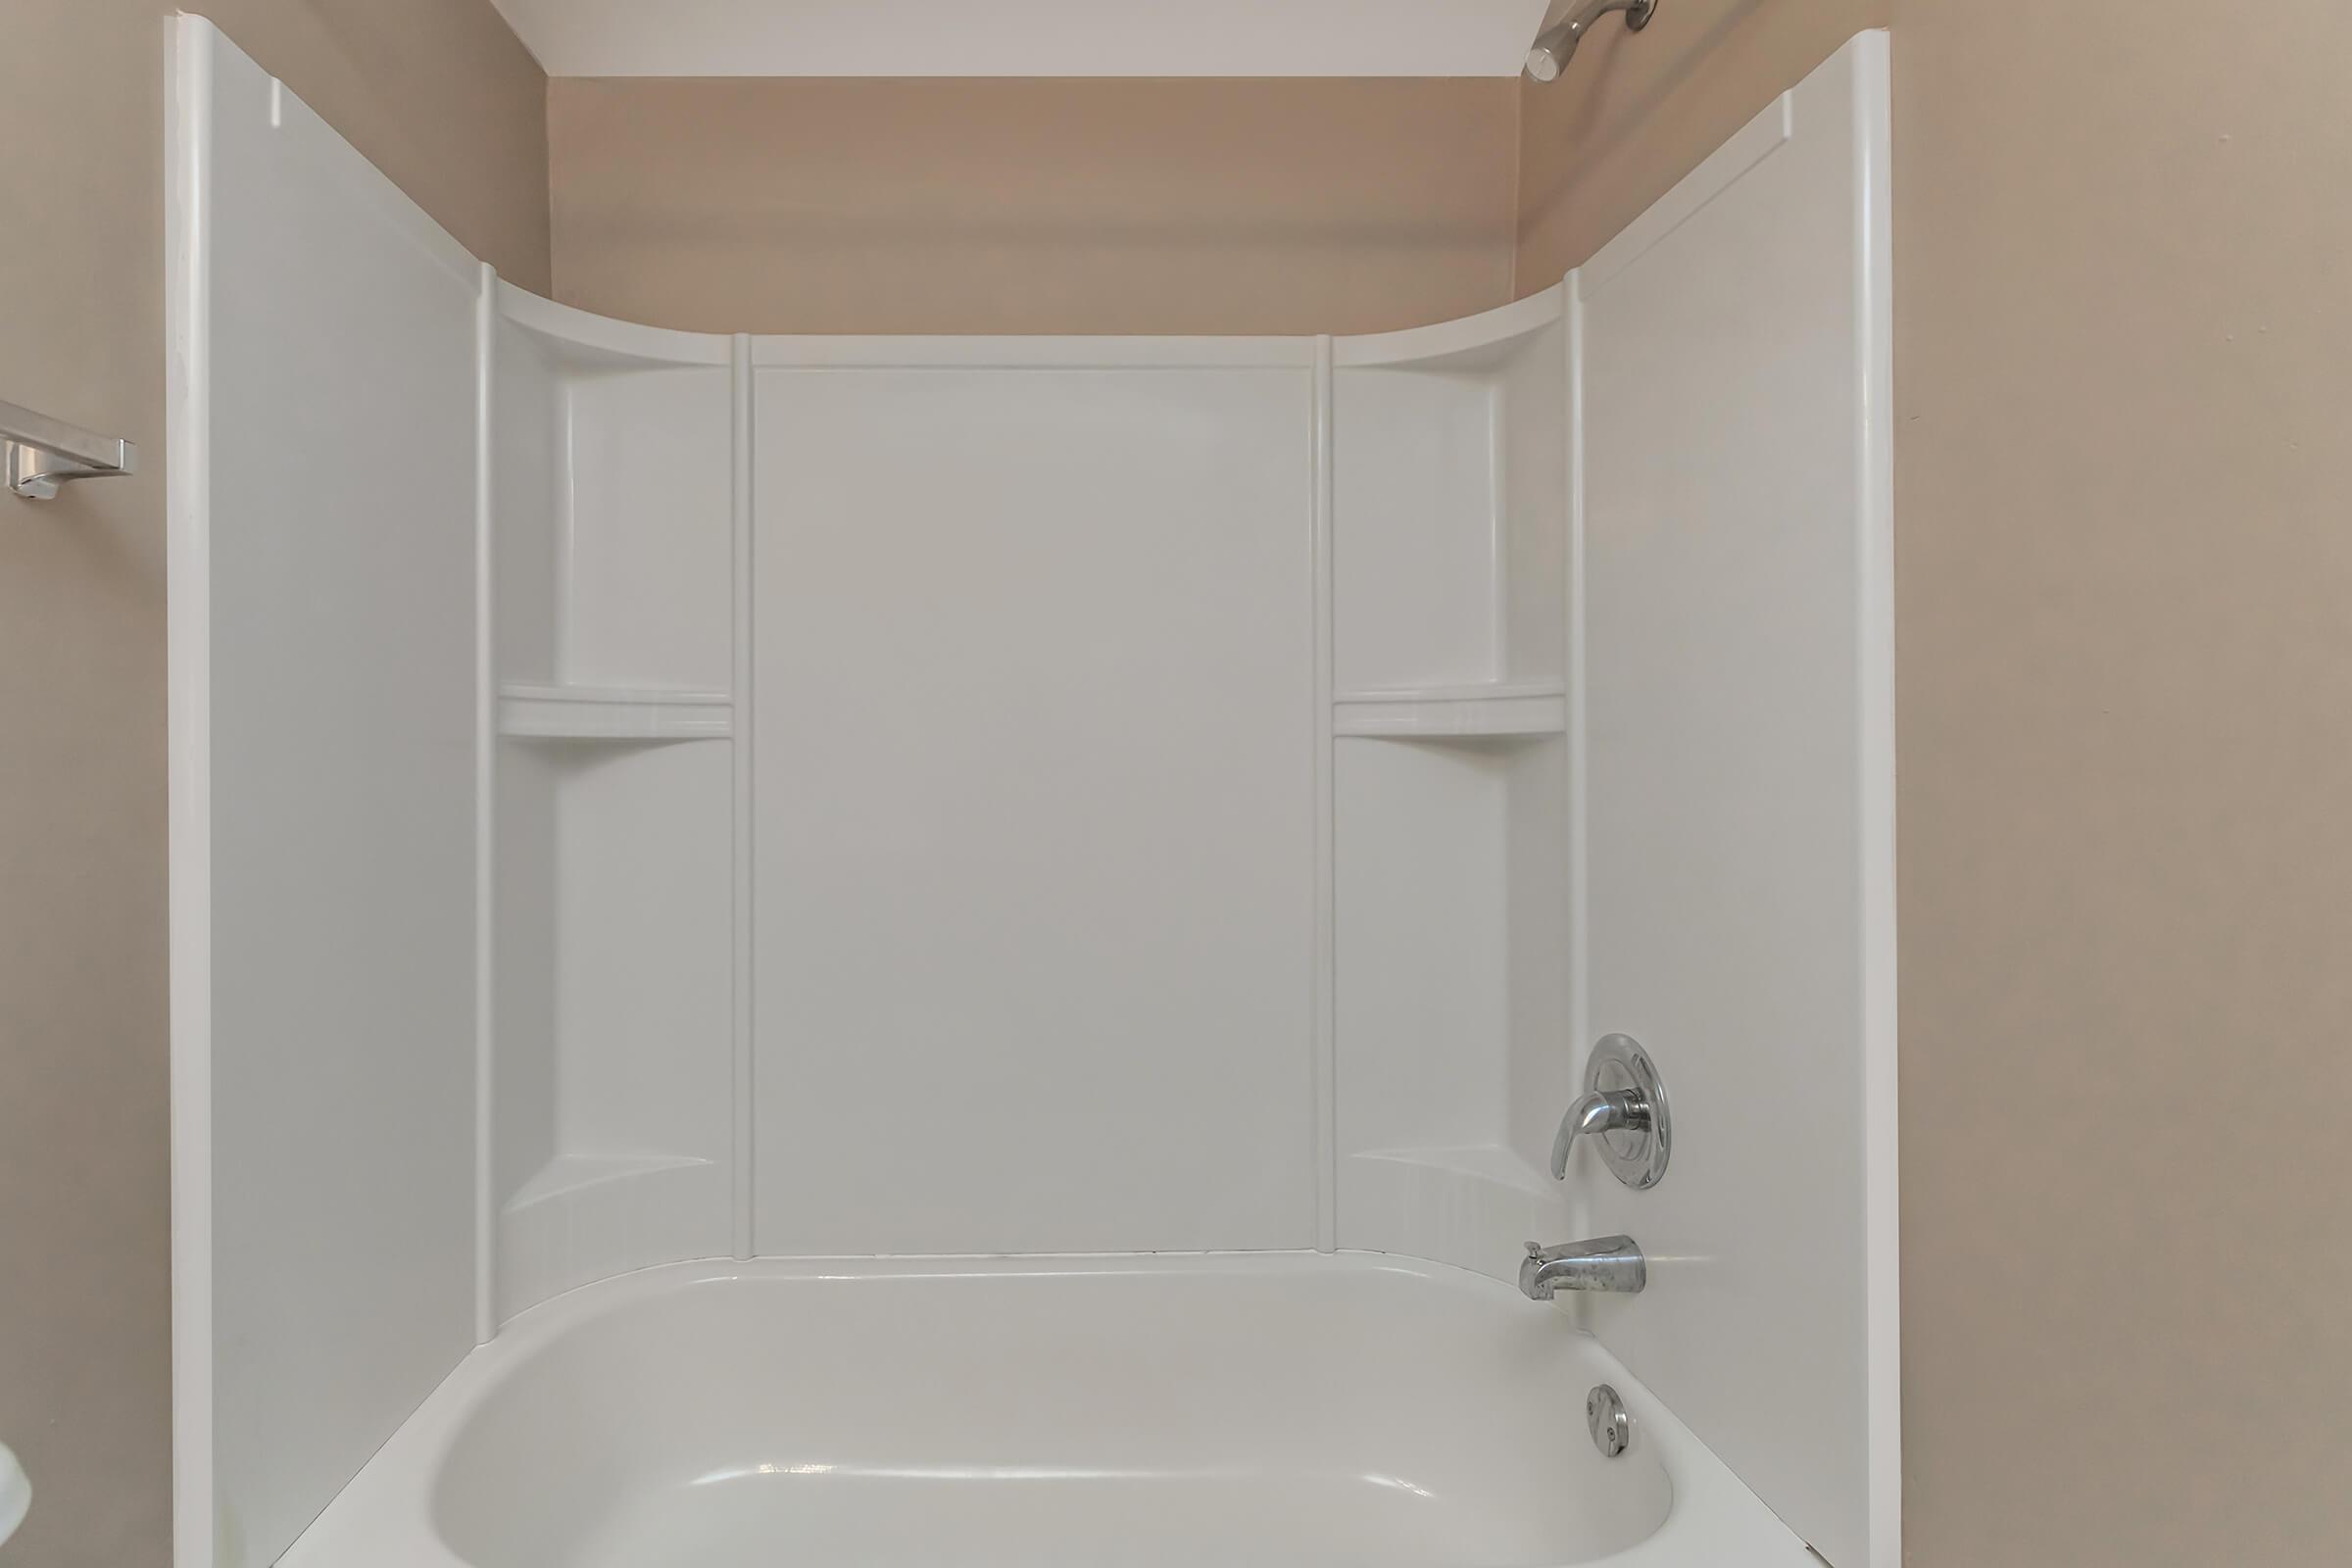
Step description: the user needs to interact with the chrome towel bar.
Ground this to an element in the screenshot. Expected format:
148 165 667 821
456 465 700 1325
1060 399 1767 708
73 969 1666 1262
3 397 136 500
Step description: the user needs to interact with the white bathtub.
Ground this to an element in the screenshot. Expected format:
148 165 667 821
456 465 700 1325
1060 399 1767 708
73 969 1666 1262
283 1252 1812 1567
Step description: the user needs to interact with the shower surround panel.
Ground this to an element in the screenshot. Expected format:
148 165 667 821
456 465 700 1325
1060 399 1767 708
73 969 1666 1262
169 18 1892 1568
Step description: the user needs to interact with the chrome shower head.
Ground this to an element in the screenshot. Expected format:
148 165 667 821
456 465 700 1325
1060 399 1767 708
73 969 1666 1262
1524 0 1656 83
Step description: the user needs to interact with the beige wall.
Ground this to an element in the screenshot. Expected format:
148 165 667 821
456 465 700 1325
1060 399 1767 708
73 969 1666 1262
0 4 545 1564
548 76 1519 335
1523 2 2352 1563
1514 0 1888 287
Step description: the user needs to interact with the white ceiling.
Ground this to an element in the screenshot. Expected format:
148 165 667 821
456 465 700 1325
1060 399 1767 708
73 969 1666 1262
488 0 1558 77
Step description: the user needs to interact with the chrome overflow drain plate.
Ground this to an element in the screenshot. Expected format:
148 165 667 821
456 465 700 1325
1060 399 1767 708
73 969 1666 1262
1587 1385 1632 1458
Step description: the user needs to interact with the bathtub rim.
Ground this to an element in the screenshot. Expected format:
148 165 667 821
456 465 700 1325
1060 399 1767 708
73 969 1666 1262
279 1249 1818 1568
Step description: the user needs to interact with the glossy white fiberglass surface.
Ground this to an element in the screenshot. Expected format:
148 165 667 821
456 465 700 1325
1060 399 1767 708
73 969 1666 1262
286 1253 1811 1568
175 18 1896 1562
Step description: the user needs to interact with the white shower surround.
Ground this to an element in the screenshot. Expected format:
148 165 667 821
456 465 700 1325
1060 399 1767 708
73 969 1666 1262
170 18 1892 1568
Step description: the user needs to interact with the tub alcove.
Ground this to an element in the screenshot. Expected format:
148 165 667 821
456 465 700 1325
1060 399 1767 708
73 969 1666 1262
168 19 1895 1568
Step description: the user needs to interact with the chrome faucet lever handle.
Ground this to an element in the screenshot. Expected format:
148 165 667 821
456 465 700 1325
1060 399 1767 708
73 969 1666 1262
1550 1035 1674 1190
1548 1089 1648 1179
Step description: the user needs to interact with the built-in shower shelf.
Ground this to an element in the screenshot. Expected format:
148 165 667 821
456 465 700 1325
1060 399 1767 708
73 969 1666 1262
1342 1145 1569 1280
1332 681 1566 739
1352 1143 1560 1200
498 1153 730 1315
497 682 732 741
504 1152 715 1213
